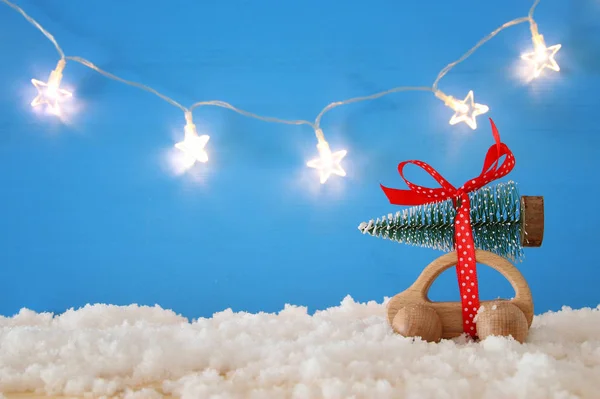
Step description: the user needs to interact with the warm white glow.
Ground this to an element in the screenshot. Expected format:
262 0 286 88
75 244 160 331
446 90 489 130
521 34 561 79
307 141 347 184
174 115 210 170
31 60 72 115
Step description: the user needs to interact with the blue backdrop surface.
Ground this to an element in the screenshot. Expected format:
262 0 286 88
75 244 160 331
0 0 598 319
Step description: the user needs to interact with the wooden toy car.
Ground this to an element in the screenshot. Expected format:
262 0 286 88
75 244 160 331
386 250 534 343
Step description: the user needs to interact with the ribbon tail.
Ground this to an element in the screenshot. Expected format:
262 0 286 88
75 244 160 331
489 118 501 161
489 118 500 144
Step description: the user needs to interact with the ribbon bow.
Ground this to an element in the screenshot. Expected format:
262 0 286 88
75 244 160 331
380 118 515 337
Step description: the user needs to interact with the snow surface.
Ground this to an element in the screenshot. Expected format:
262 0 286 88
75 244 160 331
1 296 599 399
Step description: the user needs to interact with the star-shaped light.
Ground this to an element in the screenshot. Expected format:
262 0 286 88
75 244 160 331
447 90 489 130
521 35 561 79
175 120 210 167
31 60 72 115
307 141 347 184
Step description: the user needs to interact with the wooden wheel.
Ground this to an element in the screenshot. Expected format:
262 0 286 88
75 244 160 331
475 300 529 343
387 250 533 342
391 303 443 343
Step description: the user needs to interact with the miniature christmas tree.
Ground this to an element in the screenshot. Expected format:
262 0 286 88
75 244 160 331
358 181 525 261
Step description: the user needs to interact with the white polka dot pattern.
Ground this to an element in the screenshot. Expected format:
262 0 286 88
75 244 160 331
379 119 516 337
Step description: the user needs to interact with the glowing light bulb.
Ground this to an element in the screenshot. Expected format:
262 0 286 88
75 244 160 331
521 33 561 79
175 112 210 168
31 59 72 115
437 90 489 130
307 136 347 184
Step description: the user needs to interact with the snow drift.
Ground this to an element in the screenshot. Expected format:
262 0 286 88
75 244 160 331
1 296 599 399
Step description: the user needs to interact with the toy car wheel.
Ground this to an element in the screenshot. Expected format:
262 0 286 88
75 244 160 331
392 303 443 343
475 300 529 343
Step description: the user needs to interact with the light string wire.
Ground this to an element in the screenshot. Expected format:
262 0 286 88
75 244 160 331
2 0 559 184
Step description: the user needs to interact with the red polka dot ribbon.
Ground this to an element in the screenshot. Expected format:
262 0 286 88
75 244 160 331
380 118 515 337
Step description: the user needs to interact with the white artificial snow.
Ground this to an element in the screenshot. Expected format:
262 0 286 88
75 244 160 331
0 296 599 399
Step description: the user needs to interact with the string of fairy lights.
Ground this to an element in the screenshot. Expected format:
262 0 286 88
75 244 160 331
2 0 561 184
